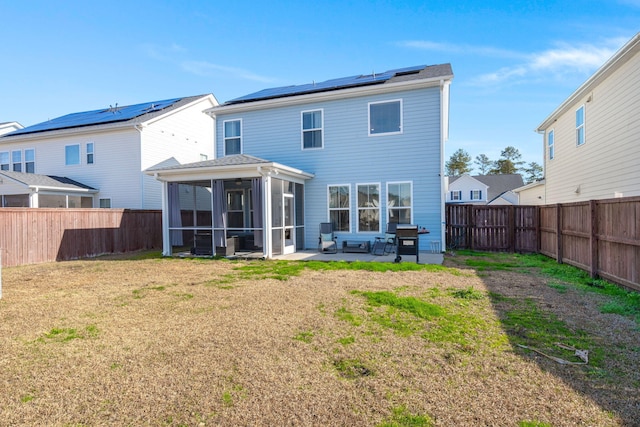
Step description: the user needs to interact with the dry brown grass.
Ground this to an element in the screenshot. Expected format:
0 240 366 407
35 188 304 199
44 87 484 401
0 254 638 426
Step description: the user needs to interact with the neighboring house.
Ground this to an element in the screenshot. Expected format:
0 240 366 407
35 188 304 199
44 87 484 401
536 32 640 203
513 179 546 205
0 170 97 207
446 174 524 205
147 64 453 258
0 122 23 136
0 95 217 208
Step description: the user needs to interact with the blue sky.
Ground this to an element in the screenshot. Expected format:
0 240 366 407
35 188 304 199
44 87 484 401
1 1 638 170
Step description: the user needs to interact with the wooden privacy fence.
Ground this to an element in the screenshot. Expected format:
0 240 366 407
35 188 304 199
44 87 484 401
0 209 162 267
446 197 640 292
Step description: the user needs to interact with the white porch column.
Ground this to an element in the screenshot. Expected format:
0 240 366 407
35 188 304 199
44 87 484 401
161 180 171 256
264 175 272 258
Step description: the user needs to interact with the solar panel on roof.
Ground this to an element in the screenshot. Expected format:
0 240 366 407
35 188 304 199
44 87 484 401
227 65 426 104
8 97 182 136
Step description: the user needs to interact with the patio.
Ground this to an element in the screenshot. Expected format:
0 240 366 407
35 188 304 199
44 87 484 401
273 249 443 264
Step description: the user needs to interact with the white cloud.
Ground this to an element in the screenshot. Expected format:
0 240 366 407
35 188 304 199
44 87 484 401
142 43 274 83
400 37 629 86
180 61 274 83
398 40 526 59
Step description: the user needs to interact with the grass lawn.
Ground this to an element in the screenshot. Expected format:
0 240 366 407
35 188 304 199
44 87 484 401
0 251 638 426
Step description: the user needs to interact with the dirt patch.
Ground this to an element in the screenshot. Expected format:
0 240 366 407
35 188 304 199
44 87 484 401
0 255 638 426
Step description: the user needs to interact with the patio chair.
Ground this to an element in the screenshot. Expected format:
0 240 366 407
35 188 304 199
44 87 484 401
318 222 338 253
372 222 398 255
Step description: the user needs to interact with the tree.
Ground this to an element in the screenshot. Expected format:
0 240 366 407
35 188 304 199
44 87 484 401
445 149 472 176
474 154 492 174
522 161 543 184
489 146 525 174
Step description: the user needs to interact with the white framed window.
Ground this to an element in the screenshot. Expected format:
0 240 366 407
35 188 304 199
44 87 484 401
224 119 242 155
65 144 80 165
200 154 208 161
0 151 8 170
12 150 21 172
328 184 350 232
450 191 462 201
99 198 111 208
369 99 402 136
548 129 554 160
387 182 412 224
576 105 585 146
86 142 94 164
302 109 323 149
25 149 35 173
357 183 380 232
470 190 482 200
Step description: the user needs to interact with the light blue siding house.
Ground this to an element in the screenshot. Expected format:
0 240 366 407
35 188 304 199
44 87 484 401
148 64 453 258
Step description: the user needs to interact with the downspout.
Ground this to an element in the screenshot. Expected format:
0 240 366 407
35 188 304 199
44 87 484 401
535 128 546 203
439 79 450 252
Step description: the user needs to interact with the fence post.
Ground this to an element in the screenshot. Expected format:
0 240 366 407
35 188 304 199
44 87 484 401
467 205 474 250
590 200 598 278
556 203 563 264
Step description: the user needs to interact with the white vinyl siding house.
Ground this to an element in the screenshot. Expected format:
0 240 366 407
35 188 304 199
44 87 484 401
536 32 640 203
151 64 453 258
0 95 217 208
446 174 524 205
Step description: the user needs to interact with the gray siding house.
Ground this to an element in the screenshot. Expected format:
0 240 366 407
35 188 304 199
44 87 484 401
148 64 453 259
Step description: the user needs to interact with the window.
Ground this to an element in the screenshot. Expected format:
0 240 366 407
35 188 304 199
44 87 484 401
302 109 323 149
328 185 350 232
450 191 462 201
25 149 35 173
65 144 80 165
12 150 21 172
357 183 380 232
200 154 208 161
548 129 554 160
224 119 242 155
576 105 585 146
369 99 402 135
86 142 94 164
99 198 111 208
470 190 482 200
0 151 9 170
387 182 412 224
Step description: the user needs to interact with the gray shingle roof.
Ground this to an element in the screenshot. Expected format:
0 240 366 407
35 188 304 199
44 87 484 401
2 95 211 137
0 171 96 191
225 64 453 105
449 174 524 202
147 154 271 172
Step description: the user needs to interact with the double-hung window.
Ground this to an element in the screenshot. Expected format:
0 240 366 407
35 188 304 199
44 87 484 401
548 129 554 160
224 119 242 155
470 190 482 201
25 149 35 173
387 182 412 224
302 109 323 149
357 183 380 232
369 99 402 135
450 191 462 201
1 151 9 170
65 144 80 165
86 142 94 164
12 150 21 172
328 185 350 232
576 105 585 146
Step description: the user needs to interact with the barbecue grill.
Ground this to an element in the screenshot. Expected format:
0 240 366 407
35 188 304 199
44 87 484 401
394 224 419 263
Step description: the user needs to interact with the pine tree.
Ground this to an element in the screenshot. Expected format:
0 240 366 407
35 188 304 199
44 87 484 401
474 154 492 174
445 149 472 176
